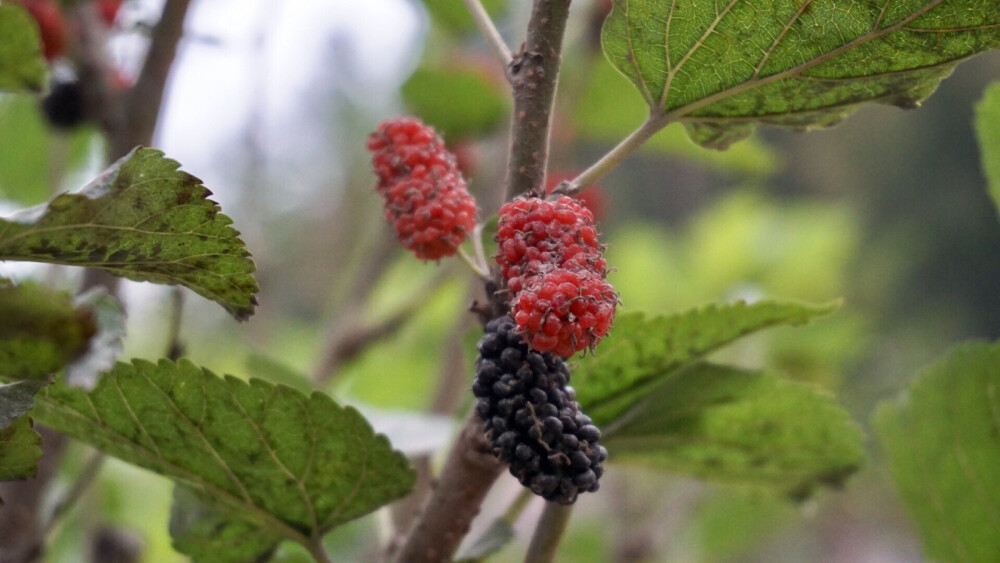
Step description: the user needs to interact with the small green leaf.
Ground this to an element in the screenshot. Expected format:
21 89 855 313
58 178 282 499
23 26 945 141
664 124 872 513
170 485 281 563
0 4 47 93
0 280 96 382
403 64 509 140
602 0 1000 148
0 416 44 504
606 363 864 498
574 300 839 425
874 341 1000 562
0 147 259 320
33 360 415 552
975 81 1000 218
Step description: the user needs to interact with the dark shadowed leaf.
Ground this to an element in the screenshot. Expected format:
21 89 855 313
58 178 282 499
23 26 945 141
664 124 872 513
975 81 1000 217
170 485 281 563
0 380 44 429
0 280 96 382
0 4 46 93
0 148 259 320
0 416 43 505
574 300 839 425
602 0 1000 148
33 360 415 554
874 341 1000 562
606 363 864 498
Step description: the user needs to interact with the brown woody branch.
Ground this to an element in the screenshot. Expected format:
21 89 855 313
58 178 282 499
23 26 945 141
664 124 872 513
504 0 573 200
391 2 574 561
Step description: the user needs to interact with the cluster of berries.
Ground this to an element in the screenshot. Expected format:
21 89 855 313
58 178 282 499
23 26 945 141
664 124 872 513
473 316 607 504
367 118 477 260
496 195 617 358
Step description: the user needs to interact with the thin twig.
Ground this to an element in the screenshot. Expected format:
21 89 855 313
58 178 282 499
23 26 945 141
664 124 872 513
462 0 513 66
555 112 670 197
165 287 186 361
523 503 574 563
503 488 535 524
390 408 505 563
116 0 192 155
312 266 455 385
471 223 490 277
458 246 492 280
40 452 107 537
304 536 333 563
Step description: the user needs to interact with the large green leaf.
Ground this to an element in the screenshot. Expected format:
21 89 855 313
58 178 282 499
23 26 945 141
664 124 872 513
403 64 509 140
574 300 839 425
0 147 259 320
874 341 1000 562
0 4 46 93
602 0 1000 148
33 360 415 555
975 81 1000 217
0 280 96 381
606 363 864 498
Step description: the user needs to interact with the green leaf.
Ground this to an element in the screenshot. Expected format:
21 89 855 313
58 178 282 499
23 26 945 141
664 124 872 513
170 485 281 563
874 341 1000 562
574 300 839 425
33 359 415 553
602 0 1000 148
422 0 507 35
572 55 778 175
0 4 47 94
0 147 259 320
0 280 96 381
0 417 44 504
606 363 864 498
403 64 509 140
975 81 1000 218
0 380 45 429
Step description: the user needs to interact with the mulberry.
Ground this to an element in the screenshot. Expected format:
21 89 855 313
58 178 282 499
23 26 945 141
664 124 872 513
473 316 607 504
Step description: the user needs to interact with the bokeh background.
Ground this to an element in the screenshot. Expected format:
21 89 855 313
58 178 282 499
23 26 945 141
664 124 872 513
2 0 1000 560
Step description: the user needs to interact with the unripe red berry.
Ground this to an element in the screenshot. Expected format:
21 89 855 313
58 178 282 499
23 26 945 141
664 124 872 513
367 117 478 261
13 0 68 60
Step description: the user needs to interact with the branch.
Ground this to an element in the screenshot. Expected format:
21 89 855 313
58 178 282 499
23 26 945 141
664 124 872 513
554 112 670 197
115 0 193 155
462 0 512 66
389 409 504 563
524 503 574 563
503 0 573 200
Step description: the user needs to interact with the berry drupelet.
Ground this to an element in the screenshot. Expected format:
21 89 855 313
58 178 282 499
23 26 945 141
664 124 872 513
473 316 607 504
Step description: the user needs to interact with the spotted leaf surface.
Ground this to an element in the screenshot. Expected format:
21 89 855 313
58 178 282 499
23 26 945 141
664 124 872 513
33 360 415 555
602 0 1000 148
0 148 259 320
